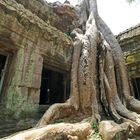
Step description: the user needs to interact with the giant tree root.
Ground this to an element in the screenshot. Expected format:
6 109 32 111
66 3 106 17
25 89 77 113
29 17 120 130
2 123 92 140
99 121 131 140
36 103 75 127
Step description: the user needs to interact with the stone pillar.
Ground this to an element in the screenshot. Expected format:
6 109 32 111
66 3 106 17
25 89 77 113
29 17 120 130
5 40 43 116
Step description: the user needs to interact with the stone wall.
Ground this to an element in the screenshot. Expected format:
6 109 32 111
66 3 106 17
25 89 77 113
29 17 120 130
117 23 140 46
117 23 140 78
0 0 73 117
15 0 77 33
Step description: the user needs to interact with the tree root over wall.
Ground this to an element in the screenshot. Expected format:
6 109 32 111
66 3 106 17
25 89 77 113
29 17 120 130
2 0 140 139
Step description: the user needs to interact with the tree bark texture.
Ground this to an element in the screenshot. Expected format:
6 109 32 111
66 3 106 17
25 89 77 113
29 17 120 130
2 123 91 140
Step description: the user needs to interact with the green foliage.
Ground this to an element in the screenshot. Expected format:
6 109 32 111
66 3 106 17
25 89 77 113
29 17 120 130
127 0 135 3
92 133 102 140
65 32 70 37
92 122 99 133
55 119 64 123
90 122 102 140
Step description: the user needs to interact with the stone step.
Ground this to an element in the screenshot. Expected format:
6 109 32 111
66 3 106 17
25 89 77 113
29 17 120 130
0 121 19 138
0 123 33 138
0 119 36 138
0 123 16 132
0 105 45 138
0 127 18 138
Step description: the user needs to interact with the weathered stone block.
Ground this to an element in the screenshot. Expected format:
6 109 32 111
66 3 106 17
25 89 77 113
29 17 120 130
28 88 40 104
11 70 22 86
33 54 43 75
31 74 41 89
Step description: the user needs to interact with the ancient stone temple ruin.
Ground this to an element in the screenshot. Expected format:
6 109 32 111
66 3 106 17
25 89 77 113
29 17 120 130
0 0 140 139
117 24 140 100
0 0 76 116
0 0 78 136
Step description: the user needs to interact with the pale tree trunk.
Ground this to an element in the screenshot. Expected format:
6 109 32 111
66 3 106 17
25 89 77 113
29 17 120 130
3 0 140 139
37 0 102 127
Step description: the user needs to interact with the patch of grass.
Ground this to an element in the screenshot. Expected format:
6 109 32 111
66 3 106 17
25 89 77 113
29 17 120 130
55 119 64 123
92 132 102 140
90 122 103 139
92 122 99 133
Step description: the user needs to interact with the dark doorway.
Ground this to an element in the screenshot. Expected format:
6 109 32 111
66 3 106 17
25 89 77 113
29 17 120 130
132 78 140 100
39 67 65 105
0 54 7 100
0 55 7 81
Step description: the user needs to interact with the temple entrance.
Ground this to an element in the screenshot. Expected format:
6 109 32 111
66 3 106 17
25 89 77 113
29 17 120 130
39 67 66 105
0 54 7 100
0 55 7 80
132 78 140 100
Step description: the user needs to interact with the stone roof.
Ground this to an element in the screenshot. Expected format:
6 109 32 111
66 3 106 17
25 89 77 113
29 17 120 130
117 23 140 42
0 0 73 71
14 0 77 33
0 0 72 47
